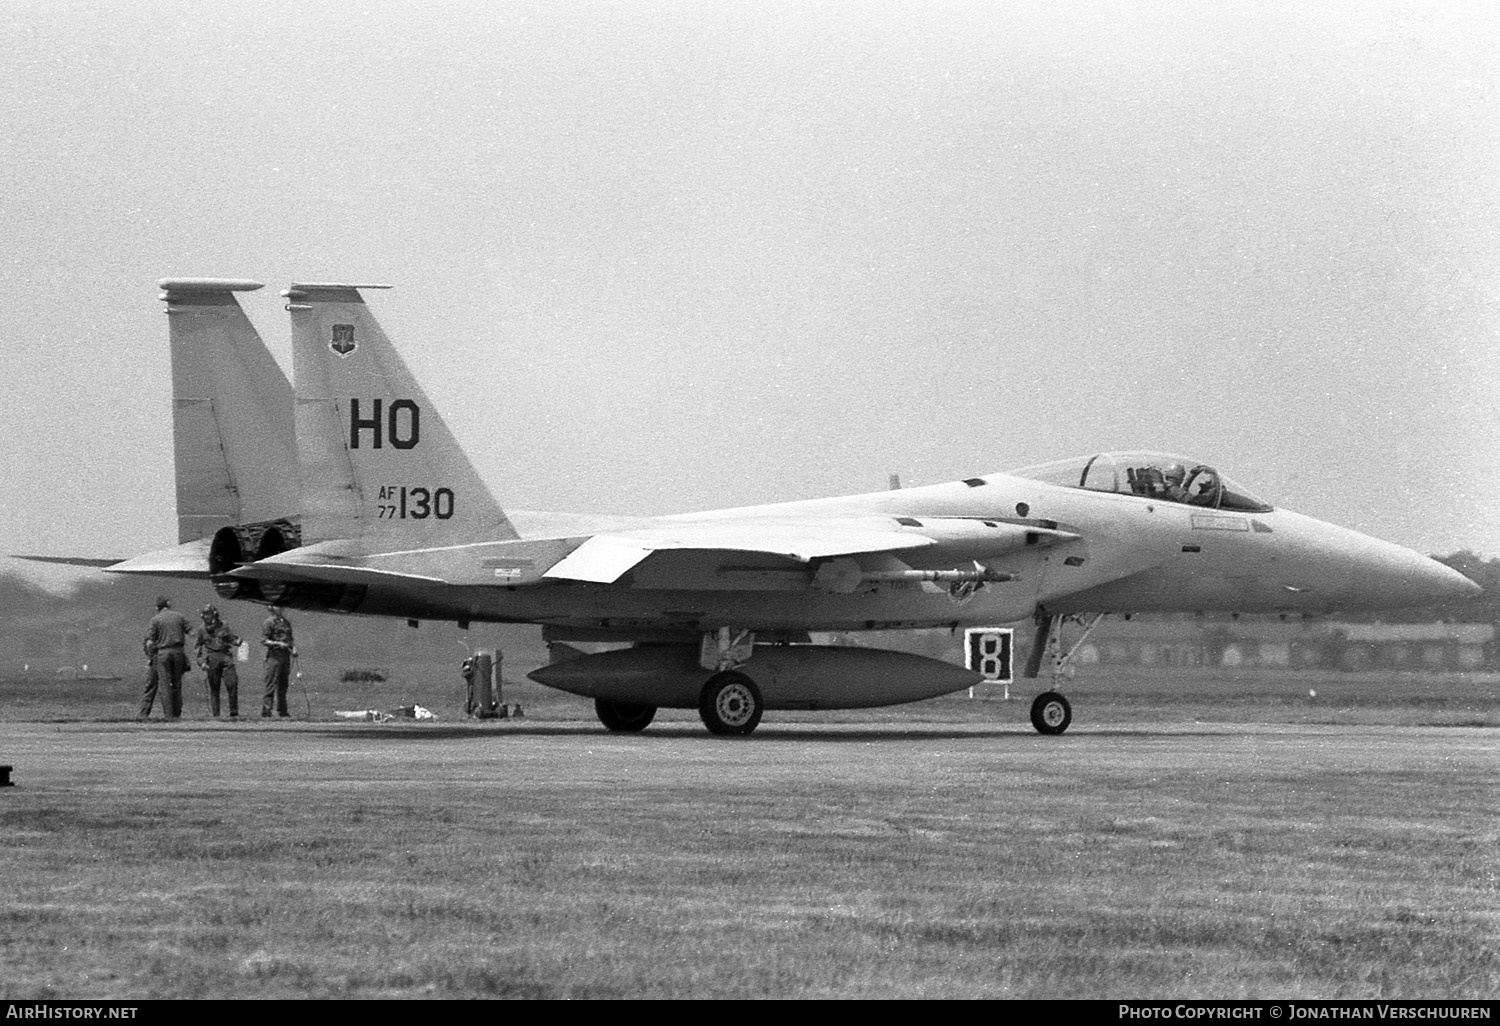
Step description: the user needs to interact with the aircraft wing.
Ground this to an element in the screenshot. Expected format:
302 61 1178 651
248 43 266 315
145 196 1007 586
225 515 1080 589
225 517 936 588
541 519 939 584
541 515 1080 585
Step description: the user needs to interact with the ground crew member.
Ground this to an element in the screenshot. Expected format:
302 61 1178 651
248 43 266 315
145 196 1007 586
137 631 161 719
261 604 296 718
145 596 192 719
195 604 242 718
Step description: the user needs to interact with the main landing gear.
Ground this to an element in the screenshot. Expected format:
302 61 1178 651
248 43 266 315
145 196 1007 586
698 671 764 736
581 628 767 736
591 668 766 736
595 699 656 733
697 629 763 735
1021 612 1105 735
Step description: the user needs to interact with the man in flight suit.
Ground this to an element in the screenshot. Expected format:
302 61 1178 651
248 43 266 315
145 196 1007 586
137 631 161 719
261 605 296 718
1159 463 1191 504
145 596 192 719
195 604 242 718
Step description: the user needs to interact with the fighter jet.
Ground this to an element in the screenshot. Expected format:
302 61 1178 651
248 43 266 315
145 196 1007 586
88 279 1479 736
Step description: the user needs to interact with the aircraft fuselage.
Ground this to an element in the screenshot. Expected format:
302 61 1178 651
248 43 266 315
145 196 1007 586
263 470 1466 634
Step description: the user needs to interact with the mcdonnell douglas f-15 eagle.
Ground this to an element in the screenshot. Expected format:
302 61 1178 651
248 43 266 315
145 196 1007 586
50 278 1480 735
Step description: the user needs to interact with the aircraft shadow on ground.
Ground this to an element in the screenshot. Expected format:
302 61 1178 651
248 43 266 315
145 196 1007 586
292 723 1238 743
63 718 1260 743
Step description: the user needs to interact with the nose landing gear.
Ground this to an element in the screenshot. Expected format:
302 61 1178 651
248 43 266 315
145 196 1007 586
1029 691 1072 735
1021 611 1104 735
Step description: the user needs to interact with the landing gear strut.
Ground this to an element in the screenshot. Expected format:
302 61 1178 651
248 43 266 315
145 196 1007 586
696 629 763 736
1020 612 1105 735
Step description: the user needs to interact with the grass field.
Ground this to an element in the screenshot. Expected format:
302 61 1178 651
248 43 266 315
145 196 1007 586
1 665 1498 999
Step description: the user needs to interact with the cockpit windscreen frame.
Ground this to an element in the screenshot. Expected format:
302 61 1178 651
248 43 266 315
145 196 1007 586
1010 452 1274 513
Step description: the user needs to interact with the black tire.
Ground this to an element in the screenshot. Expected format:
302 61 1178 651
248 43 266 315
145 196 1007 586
1030 691 1072 735
595 699 656 733
698 672 763 736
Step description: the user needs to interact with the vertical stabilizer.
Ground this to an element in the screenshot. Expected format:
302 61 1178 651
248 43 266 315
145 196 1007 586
161 279 297 543
284 283 517 548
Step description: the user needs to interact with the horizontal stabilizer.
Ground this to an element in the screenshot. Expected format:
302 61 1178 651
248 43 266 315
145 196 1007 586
100 538 215 578
12 555 125 569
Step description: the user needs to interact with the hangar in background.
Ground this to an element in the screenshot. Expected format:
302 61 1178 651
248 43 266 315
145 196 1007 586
1068 618 1493 672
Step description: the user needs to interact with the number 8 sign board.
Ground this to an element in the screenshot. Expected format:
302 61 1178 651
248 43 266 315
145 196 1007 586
964 627 1014 683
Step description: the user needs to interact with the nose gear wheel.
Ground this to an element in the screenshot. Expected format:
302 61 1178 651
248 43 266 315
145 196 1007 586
1030 691 1072 735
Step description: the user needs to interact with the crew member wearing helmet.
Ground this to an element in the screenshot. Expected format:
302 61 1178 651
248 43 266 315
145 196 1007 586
1160 462 1190 504
194 604 243 718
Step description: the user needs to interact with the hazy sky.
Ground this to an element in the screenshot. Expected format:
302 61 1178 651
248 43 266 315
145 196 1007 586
2 0 1496 583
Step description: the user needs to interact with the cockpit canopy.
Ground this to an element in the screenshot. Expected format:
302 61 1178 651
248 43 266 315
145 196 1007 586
1009 451 1274 513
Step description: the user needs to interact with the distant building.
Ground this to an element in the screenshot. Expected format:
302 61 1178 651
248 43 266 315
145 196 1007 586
1073 619 1494 672
1331 622 1492 672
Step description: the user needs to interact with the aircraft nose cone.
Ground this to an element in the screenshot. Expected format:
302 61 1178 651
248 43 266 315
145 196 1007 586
1275 511 1483 612
1376 547 1482 606
1416 559 1482 603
